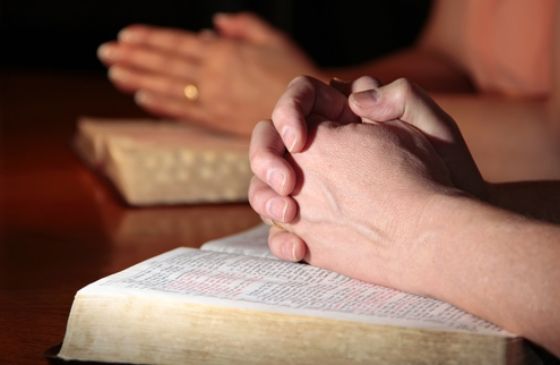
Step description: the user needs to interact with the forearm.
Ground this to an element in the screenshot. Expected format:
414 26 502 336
420 195 560 355
435 95 560 182
325 48 474 94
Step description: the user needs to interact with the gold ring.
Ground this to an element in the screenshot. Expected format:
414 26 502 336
183 84 199 102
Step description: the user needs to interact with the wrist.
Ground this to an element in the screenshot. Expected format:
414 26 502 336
401 190 481 298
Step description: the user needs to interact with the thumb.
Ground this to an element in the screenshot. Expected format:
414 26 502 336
349 78 486 198
213 12 283 44
349 78 456 143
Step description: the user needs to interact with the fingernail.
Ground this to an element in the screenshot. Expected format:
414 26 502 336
266 169 286 192
291 241 298 262
108 67 127 81
282 127 297 152
351 89 378 106
97 44 114 60
281 241 295 262
213 12 229 22
118 29 141 43
266 197 288 222
199 28 216 39
134 91 151 104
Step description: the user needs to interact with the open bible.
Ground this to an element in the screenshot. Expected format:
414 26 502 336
58 225 537 364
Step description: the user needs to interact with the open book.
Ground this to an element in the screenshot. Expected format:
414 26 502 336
58 225 537 364
74 118 251 206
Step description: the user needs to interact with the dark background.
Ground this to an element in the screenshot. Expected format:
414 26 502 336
1 0 432 71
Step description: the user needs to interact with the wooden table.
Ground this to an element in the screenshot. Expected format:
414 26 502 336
0 71 261 364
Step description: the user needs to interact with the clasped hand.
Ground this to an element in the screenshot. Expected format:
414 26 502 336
98 13 319 136
249 76 486 295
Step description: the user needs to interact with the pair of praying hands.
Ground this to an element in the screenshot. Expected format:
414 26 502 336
98 12 319 136
249 75 486 295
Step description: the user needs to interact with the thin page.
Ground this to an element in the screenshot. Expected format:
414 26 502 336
201 224 277 259
80 248 509 336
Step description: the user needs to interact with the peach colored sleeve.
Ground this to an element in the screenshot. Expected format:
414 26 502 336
462 0 556 97
553 5 560 109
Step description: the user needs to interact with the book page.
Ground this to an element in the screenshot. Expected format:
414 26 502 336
82 248 508 336
201 224 276 259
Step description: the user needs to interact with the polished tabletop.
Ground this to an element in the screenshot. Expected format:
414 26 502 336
0 71 261 364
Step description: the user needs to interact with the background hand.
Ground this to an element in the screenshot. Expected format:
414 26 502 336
98 13 322 136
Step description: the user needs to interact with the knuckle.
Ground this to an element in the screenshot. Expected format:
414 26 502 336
163 80 177 97
121 24 146 37
271 104 287 123
251 192 269 214
237 11 256 21
172 62 189 78
272 98 304 126
267 237 282 257
357 75 379 87
394 77 414 99
248 150 266 173
152 54 170 70
288 75 313 88
247 178 261 205
217 41 236 56
393 77 424 103
178 33 201 52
